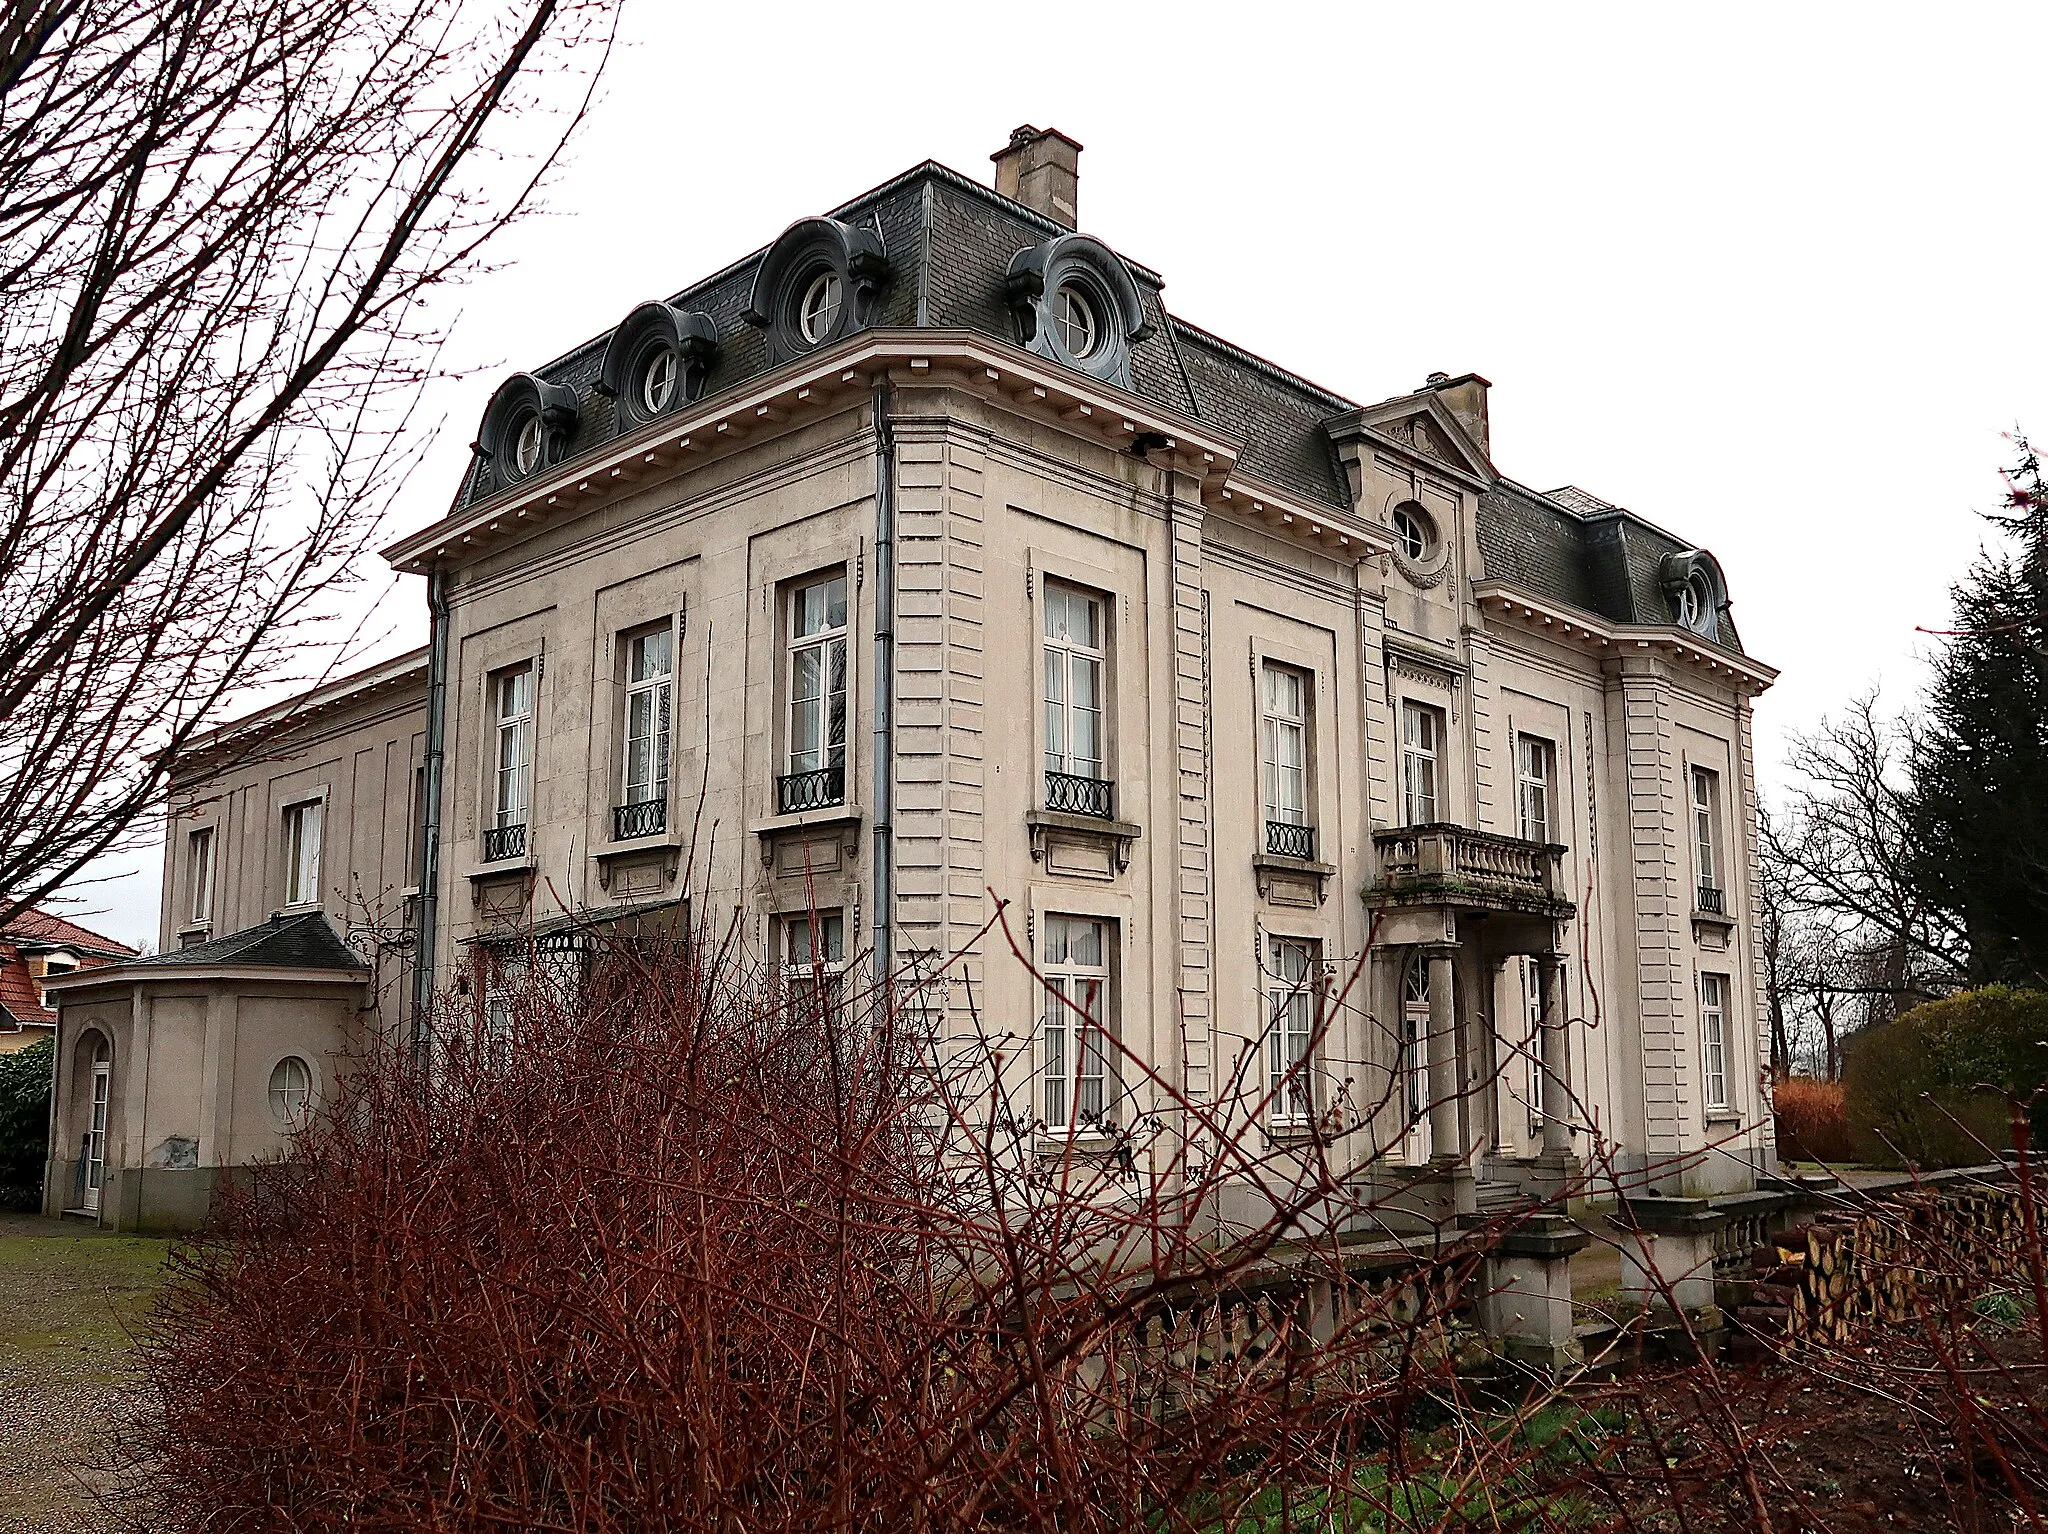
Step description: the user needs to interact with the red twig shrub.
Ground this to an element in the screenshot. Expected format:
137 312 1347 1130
1772 1075 1855 1165
117 920 1530 1531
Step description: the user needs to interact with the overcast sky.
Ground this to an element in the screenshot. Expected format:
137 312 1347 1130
64 1 2048 947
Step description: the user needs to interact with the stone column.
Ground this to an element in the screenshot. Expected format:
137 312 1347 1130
1423 942 1476 1216
1533 951 1583 1201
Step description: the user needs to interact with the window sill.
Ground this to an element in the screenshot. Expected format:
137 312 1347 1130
1035 1129 1122 1158
1704 1110 1743 1127
594 829 686 859
1690 908 1737 933
1264 1117 1328 1147
465 857 534 882
176 921 212 939
1026 807 1141 840
749 805 863 839
1252 852 1335 877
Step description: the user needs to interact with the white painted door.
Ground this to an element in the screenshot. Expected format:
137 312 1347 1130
82 1052 109 1213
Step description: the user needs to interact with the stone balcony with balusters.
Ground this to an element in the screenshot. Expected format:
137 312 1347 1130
1366 823 1574 918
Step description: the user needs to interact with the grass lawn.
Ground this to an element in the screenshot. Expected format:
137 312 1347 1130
0 1211 169 1533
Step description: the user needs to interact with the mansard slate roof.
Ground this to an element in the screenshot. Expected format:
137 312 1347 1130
131 912 368 974
461 158 1747 656
1477 482 1745 651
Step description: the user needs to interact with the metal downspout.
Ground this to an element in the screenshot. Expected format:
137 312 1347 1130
870 384 896 989
411 565 450 1061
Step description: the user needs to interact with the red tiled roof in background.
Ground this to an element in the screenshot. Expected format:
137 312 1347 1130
5 908 137 958
0 907 139 1029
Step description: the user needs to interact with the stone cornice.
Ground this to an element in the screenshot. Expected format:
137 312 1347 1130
384 330 1247 572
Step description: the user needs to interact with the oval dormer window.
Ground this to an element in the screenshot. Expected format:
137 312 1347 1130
1391 503 1432 563
1677 570 1714 632
1054 282 1099 361
639 345 678 415
512 413 545 478
798 269 843 345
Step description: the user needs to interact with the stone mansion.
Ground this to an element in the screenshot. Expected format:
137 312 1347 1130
47 127 1777 1233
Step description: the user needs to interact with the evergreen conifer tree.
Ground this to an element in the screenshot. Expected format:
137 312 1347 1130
1909 435 2048 985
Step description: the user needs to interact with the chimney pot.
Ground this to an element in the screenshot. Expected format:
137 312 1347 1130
991 124 1082 230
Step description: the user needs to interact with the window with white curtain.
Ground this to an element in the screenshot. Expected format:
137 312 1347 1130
282 799 322 907
1042 584 1106 782
1516 734 1554 844
493 665 534 831
786 573 848 776
187 827 214 923
622 625 672 806
1262 663 1308 826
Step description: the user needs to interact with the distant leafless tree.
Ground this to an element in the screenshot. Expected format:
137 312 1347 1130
1761 694 1967 1074
0 0 616 926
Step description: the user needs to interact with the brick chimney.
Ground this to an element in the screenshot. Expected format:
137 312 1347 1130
1428 372 1491 459
991 125 1082 230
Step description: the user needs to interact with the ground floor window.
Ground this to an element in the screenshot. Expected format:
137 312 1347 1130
1265 935 1320 1122
1700 971 1730 1111
1041 915 1111 1130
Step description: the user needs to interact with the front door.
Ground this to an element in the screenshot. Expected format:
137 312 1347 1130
82 1053 109 1213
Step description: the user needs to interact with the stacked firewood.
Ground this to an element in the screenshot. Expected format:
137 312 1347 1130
1730 1185 2022 1349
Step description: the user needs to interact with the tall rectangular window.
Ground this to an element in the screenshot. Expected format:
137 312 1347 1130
493 665 534 832
283 799 322 907
783 909 847 1026
1692 765 1721 897
1700 971 1730 1110
1043 584 1105 782
787 574 848 776
1041 915 1110 1130
1401 702 1441 826
622 626 673 808
1262 663 1308 826
1266 936 1319 1122
1517 734 1554 845
187 827 214 923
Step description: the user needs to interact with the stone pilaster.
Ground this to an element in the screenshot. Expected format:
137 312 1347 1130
1168 478 1214 1116
1618 655 1691 1182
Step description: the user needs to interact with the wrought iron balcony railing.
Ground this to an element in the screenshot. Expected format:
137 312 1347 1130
482 822 527 862
776 759 846 815
1044 770 1114 819
1264 819 1317 861
1696 883 1726 915
612 797 667 841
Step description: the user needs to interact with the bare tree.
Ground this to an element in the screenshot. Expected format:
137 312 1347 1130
0 0 616 926
1761 694 1968 1059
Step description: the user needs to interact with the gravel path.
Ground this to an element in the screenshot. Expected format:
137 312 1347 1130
0 1213 168 1533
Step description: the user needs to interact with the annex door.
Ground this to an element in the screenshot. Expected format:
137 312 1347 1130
82 1044 109 1214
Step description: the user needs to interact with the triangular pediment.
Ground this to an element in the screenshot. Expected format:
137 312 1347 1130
1347 394 1494 484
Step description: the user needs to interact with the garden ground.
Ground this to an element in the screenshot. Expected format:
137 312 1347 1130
0 1211 168 1533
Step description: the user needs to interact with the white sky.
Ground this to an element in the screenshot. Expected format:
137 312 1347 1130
64 1 2048 947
